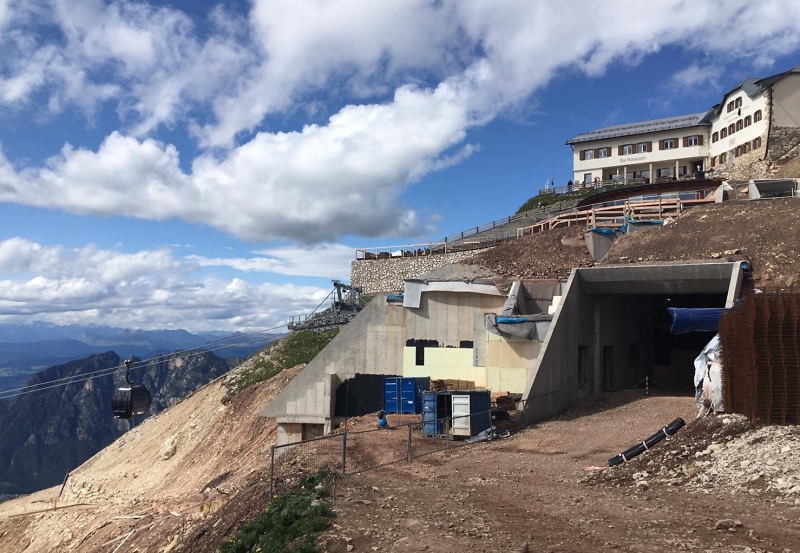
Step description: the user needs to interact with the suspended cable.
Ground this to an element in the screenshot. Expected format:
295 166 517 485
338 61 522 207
0 323 288 400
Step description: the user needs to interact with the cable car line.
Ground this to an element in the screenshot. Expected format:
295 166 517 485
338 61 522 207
0 326 282 398
0 323 288 400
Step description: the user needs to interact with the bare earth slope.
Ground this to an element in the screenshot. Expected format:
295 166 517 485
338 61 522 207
603 198 800 286
469 226 595 279
0 363 304 553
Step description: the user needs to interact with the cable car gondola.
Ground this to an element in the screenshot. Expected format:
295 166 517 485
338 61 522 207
112 358 152 419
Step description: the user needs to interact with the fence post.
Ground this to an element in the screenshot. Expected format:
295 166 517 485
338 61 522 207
269 445 275 499
407 424 412 463
446 417 450 454
342 432 347 475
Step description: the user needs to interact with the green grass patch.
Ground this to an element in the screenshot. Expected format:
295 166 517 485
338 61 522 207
223 329 339 400
516 182 633 213
220 467 333 553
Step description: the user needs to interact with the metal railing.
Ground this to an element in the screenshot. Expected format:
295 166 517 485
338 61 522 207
269 399 532 498
354 200 580 260
516 187 718 237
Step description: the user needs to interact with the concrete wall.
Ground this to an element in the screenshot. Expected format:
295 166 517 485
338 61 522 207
772 73 800 128
592 295 652 391
261 293 406 433
405 291 504 346
351 249 489 294
522 270 593 422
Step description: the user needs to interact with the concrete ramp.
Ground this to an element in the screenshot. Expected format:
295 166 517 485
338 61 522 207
260 294 406 439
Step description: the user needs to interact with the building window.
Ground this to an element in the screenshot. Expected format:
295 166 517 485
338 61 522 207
710 156 716 167
637 142 649 153
712 132 719 143
598 147 609 158
753 136 762 149
660 138 677 150
736 119 743 131
720 152 727 164
728 124 735 135
727 101 735 113
679 165 688 176
744 115 752 127
734 146 740 157
622 144 633 155
743 142 751 153
687 135 699 146
721 128 728 138
754 110 763 122
735 97 742 109
658 168 671 178
581 149 593 160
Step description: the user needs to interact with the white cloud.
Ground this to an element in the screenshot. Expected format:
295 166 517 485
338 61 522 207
0 79 478 241
0 238 330 332
2 1 800 242
191 243 353 280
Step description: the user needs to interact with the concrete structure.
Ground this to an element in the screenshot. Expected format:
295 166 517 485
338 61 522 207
522 262 745 423
262 279 563 445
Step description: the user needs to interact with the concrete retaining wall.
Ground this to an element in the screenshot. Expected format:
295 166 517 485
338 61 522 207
351 249 489 294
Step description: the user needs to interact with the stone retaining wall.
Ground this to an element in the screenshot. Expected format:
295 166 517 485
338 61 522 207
351 249 489 293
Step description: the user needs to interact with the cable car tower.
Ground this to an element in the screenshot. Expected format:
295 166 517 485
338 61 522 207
287 280 364 331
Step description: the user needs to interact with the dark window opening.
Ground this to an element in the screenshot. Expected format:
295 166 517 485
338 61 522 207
416 346 425 366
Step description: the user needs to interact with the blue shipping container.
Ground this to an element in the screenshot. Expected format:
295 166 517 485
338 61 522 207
383 377 431 414
421 392 439 436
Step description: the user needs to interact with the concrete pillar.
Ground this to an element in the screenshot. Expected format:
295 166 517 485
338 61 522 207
648 163 653 183
623 165 627 184
675 160 679 178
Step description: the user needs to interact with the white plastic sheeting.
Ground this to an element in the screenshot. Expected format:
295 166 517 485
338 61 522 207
694 334 724 415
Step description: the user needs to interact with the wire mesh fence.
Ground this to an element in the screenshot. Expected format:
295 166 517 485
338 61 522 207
269 399 533 498
720 289 800 424
269 433 344 498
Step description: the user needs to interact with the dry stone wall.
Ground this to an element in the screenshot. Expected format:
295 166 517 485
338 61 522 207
351 249 489 293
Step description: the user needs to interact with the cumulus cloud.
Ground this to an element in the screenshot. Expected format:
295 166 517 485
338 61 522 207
0 238 330 331
0 79 477 241
2 1 800 242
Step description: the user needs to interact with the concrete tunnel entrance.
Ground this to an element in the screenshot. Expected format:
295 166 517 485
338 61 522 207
591 292 726 393
524 262 744 421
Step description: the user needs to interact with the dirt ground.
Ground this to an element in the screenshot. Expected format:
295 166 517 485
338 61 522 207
468 226 595 280
603 198 800 287
2 376 800 553
315 393 800 553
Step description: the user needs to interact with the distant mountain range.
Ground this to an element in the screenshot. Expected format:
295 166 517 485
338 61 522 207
0 350 239 496
0 323 283 396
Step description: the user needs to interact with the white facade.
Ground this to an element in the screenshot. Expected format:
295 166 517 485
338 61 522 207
708 86 769 168
568 65 800 184
569 123 708 185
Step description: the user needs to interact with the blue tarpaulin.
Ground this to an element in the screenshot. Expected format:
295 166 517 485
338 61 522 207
590 227 617 235
497 316 528 324
667 307 728 334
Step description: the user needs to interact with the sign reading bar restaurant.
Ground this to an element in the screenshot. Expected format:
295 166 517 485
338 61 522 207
620 156 647 163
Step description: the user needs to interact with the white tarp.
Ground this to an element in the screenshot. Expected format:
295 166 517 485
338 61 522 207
694 334 724 414
402 281 505 308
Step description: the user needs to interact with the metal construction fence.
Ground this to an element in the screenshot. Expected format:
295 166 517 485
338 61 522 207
720 289 800 424
269 399 532 498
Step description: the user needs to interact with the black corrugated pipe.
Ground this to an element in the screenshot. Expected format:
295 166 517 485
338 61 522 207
608 418 685 467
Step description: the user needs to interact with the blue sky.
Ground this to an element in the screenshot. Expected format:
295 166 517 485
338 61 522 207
1 0 799 332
